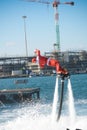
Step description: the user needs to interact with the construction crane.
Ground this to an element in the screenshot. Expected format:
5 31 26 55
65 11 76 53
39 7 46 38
52 1 74 52
24 0 74 52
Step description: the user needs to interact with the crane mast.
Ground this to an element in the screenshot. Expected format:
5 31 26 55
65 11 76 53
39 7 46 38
53 1 60 52
24 0 74 53
52 1 74 52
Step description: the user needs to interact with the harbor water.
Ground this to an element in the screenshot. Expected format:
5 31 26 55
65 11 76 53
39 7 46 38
0 74 87 130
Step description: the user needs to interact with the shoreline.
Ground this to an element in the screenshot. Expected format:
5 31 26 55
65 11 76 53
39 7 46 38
0 72 87 79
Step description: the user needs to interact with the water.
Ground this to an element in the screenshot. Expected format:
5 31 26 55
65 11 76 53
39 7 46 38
51 76 58 121
0 74 87 130
67 79 76 125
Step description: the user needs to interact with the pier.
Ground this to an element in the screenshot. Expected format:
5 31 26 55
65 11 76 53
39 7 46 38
0 88 40 104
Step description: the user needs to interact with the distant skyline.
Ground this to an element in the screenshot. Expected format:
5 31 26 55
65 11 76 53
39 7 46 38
0 0 87 56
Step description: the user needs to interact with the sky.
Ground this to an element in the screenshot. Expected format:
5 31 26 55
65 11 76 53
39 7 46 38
0 0 87 56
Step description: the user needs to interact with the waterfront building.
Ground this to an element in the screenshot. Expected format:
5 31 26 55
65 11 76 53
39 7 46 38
0 50 87 77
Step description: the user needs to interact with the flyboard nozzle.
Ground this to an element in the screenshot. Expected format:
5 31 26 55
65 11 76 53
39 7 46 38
57 73 70 80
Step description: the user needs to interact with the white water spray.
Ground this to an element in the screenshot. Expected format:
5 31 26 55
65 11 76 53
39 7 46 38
68 78 76 124
0 76 87 130
51 76 58 121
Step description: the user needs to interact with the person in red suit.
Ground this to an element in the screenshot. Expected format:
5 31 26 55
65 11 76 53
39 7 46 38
32 49 69 77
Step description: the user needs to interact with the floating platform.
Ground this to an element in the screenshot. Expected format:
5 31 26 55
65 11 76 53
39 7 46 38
0 88 40 104
14 79 28 84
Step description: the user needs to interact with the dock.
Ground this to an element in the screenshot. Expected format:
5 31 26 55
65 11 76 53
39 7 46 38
0 88 40 104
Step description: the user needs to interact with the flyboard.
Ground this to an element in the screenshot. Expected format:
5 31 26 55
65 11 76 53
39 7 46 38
57 73 70 121
56 74 82 130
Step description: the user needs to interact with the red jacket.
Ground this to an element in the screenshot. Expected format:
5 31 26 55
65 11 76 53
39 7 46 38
32 49 68 74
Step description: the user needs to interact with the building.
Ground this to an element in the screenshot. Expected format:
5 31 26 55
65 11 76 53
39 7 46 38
0 50 87 77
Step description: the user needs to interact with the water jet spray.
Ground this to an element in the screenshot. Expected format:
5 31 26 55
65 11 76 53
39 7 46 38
57 73 70 121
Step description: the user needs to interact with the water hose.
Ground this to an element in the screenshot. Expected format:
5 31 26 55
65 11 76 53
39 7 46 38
57 74 70 121
57 76 64 121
